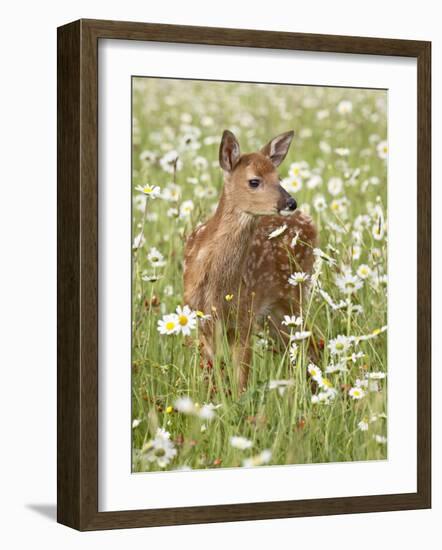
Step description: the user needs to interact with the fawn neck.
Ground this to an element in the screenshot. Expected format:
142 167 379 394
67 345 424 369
207 191 257 310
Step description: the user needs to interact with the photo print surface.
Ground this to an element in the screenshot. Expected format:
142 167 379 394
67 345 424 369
131 77 388 473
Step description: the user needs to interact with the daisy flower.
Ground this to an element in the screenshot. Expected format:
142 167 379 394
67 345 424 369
356 264 371 279
179 199 195 219
327 177 343 196
372 220 385 241
230 436 253 450
268 224 288 239
358 419 369 431
335 147 350 157
132 232 145 250
373 434 387 444
348 387 366 400
289 342 299 364
142 428 177 468
290 331 312 341
376 140 388 160
147 247 166 267
135 183 161 199
313 194 327 212
325 362 347 374
290 230 301 248
242 450 272 468
367 372 387 380
174 396 196 414
307 363 323 383
161 183 182 202
281 177 303 194
268 379 294 396
139 149 157 164
175 305 197 336
281 315 303 327
337 100 353 114
157 313 179 335
167 207 179 218
319 140 332 154
160 150 182 173
288 272 309 286
307 175 322 189
336 272 363 295
328 334 352 356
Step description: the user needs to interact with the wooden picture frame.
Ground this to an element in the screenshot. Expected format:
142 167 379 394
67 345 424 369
57 18 431 531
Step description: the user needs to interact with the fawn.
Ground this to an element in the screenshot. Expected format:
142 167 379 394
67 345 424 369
184 130 317 392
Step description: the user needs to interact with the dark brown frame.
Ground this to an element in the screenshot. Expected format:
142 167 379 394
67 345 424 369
57 18 431 531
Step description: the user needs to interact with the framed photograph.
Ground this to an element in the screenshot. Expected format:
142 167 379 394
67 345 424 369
57 19 431 530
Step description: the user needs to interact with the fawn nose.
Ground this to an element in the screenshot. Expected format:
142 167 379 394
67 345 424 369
287 197 297 211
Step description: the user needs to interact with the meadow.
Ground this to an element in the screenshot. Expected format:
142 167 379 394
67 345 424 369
131 78 388 472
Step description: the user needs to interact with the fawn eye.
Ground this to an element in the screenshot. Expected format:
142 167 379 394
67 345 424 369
248 178 261 188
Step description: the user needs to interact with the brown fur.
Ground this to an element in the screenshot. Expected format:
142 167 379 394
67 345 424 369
183 130 317 392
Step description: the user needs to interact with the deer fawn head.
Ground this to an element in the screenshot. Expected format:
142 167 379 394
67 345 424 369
219 130 297 217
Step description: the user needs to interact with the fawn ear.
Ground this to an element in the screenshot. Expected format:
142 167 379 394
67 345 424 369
261 130 294 167
219 130 241 172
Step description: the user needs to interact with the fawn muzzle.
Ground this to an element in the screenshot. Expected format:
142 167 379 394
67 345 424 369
277 187 297 215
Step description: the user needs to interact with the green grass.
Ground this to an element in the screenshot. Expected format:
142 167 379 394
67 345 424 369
131 77 388 472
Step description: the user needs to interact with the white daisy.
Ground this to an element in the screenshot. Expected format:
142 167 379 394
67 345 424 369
135 183 161 199
174 396 196 414
307 363 323 383
288 272 309 286
281 315 303 327
306 175 322 189
143 428 177 468
328 335 352 356
289 342 299 364
132 232 145 250
367 372 387 380
160 150 182 173
290 331 312 341
268 379 294 396
376 140 388 160
242 450 272 467
348 387 366 400
356 264 371 279
358 419 369 431
179 199 195 219
157 313 179 335
268 224 288 240
336 272 363 295
147 247 166 267
337 100 353 115
230 436 253 450
175 305 197 336
327 177 343 196
313 194 327 212
161 183 182 202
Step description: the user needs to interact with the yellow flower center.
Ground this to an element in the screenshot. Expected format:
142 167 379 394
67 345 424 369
165 321 175 331
336 342 344 350
178 315 188 326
